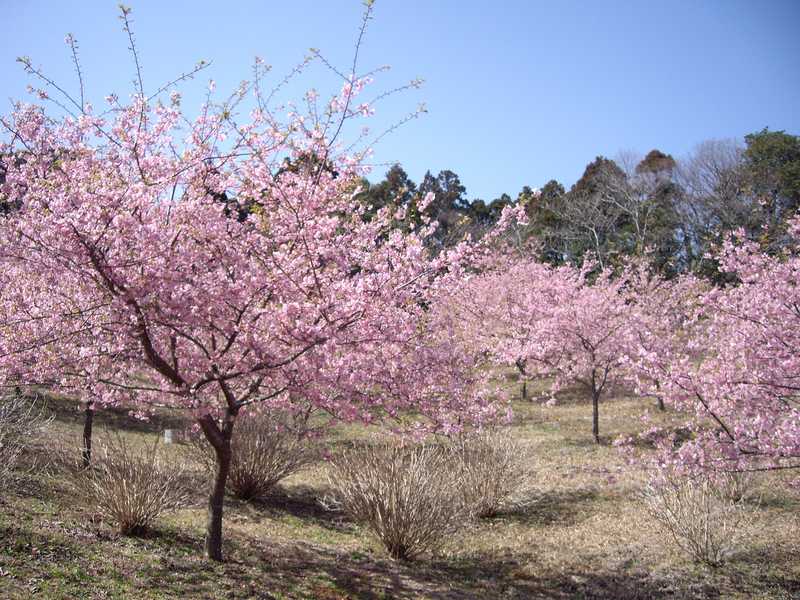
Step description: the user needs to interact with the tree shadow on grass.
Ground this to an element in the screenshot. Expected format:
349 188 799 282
748 491 800 511
131 525 206 555
563 436 615 449
486 488 600 527
0 509 736 599
41 392 189 435
228 484 357 535
724 545 800 596
5 468 60 501
133 536 724 600
0 520 84 568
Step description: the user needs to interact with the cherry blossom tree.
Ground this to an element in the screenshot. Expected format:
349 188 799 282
647 221 800 475
455 258 641 444
0 5 498 561
619 265 706 412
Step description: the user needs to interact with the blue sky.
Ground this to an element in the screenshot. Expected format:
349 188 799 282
1 0 798 201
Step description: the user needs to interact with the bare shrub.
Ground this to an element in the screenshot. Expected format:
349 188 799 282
324 441 470 561
715 471 756 503
642 472 756 566
191 411 317 501
453 430 533 518
0 393 50 484
65 434 193 535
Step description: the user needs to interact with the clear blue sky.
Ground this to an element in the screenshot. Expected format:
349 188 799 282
2 0 798 201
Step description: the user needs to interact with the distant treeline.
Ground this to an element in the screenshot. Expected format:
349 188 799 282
356 128 800 280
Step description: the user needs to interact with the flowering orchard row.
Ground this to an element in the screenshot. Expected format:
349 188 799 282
450 228 800 479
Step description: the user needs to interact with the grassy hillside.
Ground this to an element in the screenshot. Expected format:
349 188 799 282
1 385 798 599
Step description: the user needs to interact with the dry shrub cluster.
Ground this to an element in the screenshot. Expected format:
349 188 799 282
64 434 193 535
191 411 317 501
325 441 470 560
0 393 50 485
453 430 532 518
642 471 756 566
325 430 532 560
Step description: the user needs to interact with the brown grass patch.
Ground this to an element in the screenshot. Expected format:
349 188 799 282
0 389 797 599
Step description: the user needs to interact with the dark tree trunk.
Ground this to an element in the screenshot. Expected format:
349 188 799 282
206 441 232 562
515 359 529 402
81 400 94 468
655 380 665 411
590 368 601 444
198 406 238 562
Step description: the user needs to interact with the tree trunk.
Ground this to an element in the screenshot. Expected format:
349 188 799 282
199 404 238 562
515 359 529 402
655 380 665 411
590 368 601 444
81 400 94 468
206 441 232 562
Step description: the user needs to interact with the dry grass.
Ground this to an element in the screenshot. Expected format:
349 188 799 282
1 384 798 599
